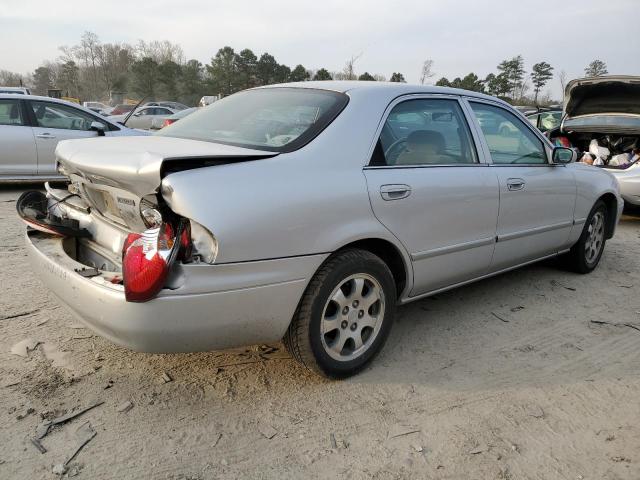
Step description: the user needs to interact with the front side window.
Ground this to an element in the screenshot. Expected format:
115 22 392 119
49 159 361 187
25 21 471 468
471 102 547 164
375 98 478 166
157 87 349 152
30 101 97 131
0 99 24 126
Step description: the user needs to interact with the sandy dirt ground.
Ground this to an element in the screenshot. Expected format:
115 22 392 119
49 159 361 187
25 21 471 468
1 184 639 480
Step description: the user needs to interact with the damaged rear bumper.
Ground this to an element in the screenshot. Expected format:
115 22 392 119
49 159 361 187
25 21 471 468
26 230 325 353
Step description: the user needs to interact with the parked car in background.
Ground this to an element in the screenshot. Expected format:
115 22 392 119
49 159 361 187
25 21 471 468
144 101 189 111
83 101 113 116
547 76 640 205
199 95 219 107
21 82 621 378
110 105 178 130
109 104 136 116
526 108 562 133
0 94 146 181
0 86 32 95
150 107 198 130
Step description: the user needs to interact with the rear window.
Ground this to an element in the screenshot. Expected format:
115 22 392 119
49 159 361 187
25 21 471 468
156 87 349 152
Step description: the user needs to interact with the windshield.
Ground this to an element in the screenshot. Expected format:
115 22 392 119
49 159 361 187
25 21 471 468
156 87 349 152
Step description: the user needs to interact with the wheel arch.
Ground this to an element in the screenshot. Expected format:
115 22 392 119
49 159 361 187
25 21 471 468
598 192 618 239
334 238 410 298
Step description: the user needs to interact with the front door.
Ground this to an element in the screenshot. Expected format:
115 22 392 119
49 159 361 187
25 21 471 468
28 100 99 175
467 101 576 271
364 96 499 296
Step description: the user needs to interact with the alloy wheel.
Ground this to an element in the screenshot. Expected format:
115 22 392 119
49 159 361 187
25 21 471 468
320 273 385 362
585 210 605 265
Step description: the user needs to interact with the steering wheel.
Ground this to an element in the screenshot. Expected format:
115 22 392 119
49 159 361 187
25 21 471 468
384 138 407 165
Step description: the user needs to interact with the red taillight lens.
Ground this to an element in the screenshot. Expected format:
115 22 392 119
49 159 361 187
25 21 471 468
162 119 175 128
122 222 188 302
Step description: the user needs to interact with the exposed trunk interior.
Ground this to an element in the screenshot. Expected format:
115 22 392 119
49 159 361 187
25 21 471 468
551 129 640 169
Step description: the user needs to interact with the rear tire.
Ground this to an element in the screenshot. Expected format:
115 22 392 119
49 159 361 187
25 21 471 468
564 200 607 274
284 249 396 379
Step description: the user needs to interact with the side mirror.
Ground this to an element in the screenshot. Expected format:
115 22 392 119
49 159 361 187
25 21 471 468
90 121 106 136
133 111 142 117
552 146 576 164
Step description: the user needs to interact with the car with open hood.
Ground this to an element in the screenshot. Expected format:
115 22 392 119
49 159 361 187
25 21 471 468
549 75 640 205
19 82 622 378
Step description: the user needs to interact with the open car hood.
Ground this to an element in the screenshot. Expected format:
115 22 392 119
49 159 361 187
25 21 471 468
564 76 640 119
56 136 277 197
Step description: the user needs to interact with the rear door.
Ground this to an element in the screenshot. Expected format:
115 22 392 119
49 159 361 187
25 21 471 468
0 98 38 175
27 100 100 175
364 95 499 296
467 100 576 271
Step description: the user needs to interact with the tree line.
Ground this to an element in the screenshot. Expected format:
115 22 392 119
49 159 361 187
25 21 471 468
0 32 405 105
435 57 609 105
0 31 611 107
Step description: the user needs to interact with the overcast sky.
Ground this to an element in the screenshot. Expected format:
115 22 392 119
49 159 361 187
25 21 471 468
1 0 639 98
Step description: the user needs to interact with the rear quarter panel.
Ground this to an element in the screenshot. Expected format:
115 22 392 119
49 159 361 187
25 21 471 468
161 89 413 275
567 162 622 242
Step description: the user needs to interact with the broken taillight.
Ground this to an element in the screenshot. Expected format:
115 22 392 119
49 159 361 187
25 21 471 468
122 220 189 302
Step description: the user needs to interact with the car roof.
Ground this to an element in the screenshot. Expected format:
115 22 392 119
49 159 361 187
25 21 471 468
255 80 511 107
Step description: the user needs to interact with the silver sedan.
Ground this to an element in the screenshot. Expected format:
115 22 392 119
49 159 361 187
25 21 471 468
0 94 145 181
21 82 622 378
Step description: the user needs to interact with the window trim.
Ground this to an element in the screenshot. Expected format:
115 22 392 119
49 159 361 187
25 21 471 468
365 93 487 169
463 98 555 167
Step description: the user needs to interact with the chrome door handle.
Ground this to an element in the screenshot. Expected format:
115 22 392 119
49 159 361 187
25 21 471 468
380 184 411 201
36 133 56 139
507 178 525 191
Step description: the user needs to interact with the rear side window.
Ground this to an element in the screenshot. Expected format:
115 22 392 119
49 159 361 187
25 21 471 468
470 102 547 164
0 99 24 126
375 98 478 166
157 87 349 153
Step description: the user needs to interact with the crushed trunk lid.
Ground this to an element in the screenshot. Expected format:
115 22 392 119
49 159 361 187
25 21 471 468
56 136 277 231
57 135 278 197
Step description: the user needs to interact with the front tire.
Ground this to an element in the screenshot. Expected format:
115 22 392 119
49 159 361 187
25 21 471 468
284 249 396 379
564 200 607 273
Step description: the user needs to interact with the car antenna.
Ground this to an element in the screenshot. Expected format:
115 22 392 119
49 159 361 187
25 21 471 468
122 95 148 127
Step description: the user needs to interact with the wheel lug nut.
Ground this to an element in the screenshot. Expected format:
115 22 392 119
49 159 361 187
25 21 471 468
352 300 359 308
350 323 357 331
358 310 364 318
342 307 349 315
341 320 348 329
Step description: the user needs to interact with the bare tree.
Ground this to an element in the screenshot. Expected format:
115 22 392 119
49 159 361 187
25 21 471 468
137 40 184 64
420 59 435 84
77 31 101 98
0 70 25 87
559 70 567 96
342 53 362 80
96 42 136 95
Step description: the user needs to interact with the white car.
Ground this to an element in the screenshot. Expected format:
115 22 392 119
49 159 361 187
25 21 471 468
0 86 31 95
0 94 147 181
83 101 114 116
110 106 178 130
